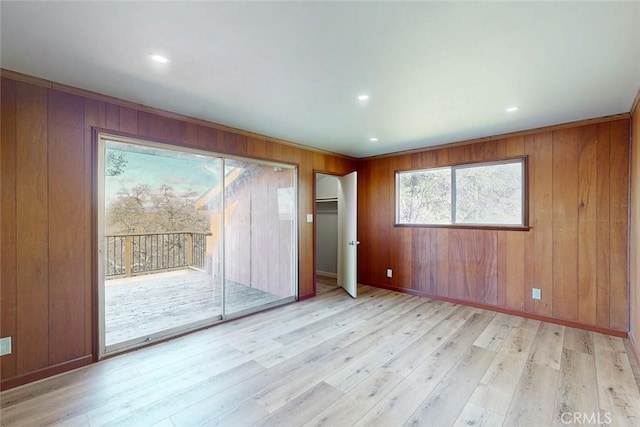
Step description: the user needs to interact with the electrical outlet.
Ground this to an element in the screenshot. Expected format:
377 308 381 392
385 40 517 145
532 288 541 300
386 268 393 278
0 336 12 356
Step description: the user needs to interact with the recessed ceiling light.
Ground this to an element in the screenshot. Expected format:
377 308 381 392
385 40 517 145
151 54 169 63
358 94 369 101
506 106 519 113
370 137 378 142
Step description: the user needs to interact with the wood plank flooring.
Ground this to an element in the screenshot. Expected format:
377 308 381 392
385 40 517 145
315 274 339 295
2 285 640 426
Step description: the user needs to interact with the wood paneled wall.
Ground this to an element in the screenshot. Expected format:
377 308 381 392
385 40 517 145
358 118 630 333
630 91 640 350
0 74 356 388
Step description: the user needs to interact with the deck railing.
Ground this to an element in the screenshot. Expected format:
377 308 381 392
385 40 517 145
105 231 210 278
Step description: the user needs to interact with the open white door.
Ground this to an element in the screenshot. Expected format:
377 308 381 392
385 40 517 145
337 171 358 298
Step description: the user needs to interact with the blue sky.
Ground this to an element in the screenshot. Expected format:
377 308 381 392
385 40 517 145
105 140 220 205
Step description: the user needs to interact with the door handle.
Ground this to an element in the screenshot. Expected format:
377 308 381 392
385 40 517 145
348 240 361 246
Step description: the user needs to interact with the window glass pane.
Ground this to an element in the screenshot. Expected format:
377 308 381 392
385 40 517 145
454 161 522 225
398 168 451 224
396 158 525 227
103 140 222 349
223 159 296 316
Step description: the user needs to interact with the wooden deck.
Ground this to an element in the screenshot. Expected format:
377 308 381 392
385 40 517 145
2 285 640 426
105 269 285 346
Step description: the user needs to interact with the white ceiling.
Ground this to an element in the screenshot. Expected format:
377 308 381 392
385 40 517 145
1 2 639 158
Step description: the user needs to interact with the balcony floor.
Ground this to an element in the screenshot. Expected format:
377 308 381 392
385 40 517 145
105 269 285 346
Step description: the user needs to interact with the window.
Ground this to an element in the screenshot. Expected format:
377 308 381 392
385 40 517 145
396 157 527 228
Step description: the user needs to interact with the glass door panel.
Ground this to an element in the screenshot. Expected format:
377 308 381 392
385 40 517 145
222 159 297 317
100 137 222 354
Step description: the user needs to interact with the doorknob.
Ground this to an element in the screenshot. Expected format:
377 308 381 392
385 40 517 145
348 240 361 246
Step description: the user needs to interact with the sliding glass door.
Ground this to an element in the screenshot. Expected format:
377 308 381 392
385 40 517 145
97 134 297 356
222 159 296 316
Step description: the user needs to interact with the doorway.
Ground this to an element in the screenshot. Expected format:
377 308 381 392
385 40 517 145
97 134 298 356
314 171 358 298
315 174 340 293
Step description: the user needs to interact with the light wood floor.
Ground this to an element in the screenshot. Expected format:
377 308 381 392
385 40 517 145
2 285 640 426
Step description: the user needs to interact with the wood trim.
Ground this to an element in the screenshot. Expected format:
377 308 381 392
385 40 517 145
298 292 315 301
0 69 53 88
631 86 640 116
364 114 631 160
523 154 530 228
394 224 531 232
312 172 318 296
0 68 356 161
369 282 629 338
91 129 100 362
630 91 640 364
396 154 527 171
0 355 93 391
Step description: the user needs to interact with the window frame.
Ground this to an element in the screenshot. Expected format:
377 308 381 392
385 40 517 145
394 155 529 231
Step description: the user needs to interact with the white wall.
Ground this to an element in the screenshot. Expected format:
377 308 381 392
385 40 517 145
316 174 339 199
315 174 339 275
